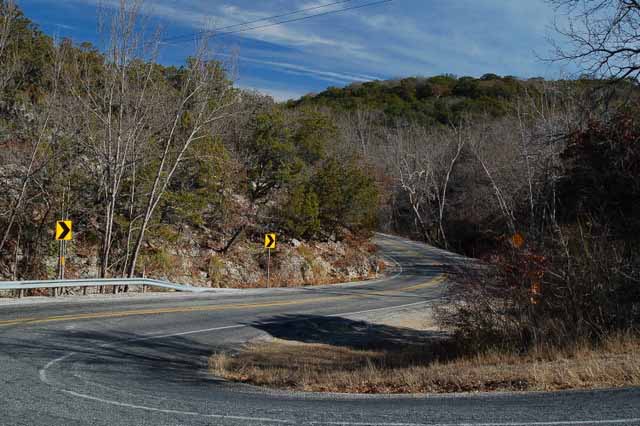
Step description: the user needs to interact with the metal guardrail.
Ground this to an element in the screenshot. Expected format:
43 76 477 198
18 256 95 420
0 278 213 294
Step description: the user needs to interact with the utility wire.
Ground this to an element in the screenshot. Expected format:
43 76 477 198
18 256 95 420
161 0 356 44
160 0 394 45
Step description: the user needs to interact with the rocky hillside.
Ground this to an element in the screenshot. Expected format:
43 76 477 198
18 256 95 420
0 3 381 288
56 227 384 289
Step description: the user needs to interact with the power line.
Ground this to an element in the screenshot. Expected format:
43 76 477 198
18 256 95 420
160 0 394 45
161 0 356 44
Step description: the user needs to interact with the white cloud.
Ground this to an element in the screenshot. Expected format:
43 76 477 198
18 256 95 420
75 0 364 50
254 87 304 102
236 55 383 84
55 23 76 30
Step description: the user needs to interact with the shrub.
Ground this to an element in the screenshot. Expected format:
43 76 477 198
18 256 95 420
140 249 181 280
312 158 378 238
281 182 320 239
208 255 226 288
440 230 639 352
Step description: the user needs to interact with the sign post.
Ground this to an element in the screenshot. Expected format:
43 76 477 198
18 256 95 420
264 233 276 288
55 220 72 283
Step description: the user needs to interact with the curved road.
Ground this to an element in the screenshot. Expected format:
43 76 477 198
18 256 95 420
0 234 638 426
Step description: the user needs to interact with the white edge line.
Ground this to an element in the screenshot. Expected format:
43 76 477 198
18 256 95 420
311 420 640 426
60 389 295 423
330 299 435 318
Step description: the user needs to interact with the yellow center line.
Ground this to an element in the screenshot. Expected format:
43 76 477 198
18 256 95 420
0 317 38 324
0 274 446 328
399 275 447 292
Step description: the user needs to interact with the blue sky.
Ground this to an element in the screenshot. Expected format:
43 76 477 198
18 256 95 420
18 0 569 100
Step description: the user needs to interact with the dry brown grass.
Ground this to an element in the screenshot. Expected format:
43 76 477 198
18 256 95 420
209 333 640 394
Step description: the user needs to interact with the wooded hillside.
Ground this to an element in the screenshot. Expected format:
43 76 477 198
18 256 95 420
0 1 379 285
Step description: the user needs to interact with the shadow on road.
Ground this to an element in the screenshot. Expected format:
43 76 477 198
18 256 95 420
0 329 230 387
0 312 454 388
251 314 448 351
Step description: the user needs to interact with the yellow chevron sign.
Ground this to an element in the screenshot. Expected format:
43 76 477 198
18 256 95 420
55 220 72 241
264 233 276 249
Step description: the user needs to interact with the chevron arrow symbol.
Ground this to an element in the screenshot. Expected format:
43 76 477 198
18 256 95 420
56 221 72 241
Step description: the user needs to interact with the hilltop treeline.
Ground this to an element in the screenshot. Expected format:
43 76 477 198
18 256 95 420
288 74 619 126
290 74 524 125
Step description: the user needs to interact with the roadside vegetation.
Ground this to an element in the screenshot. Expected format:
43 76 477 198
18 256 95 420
210 333 640 393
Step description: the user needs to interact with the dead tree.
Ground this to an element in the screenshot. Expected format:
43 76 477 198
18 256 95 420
125 44 238 277
434 124 465 248
64 0 160 278
550 0 640 81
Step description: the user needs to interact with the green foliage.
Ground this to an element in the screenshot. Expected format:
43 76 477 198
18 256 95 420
281 181 320 239
278 157 378 240
245 110 300 201
453 76 480 98
292 109 334 164
427 74 458 87
245 108 337 202
164 137 231 227
0 4 55 104
290 74 525 125
480 73 501 81
416 82 433 100
312 158 378 236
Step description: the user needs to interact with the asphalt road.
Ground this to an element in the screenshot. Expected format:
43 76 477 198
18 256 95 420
0 234 638 426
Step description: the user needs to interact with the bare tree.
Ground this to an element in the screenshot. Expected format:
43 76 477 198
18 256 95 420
63 0 161 277
339 108 379 157
385 121 466 247
386 123 437 243
125 43 238 277
59 0 239 281
515 82 579 236
550 0 640 81
434 124 465 248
